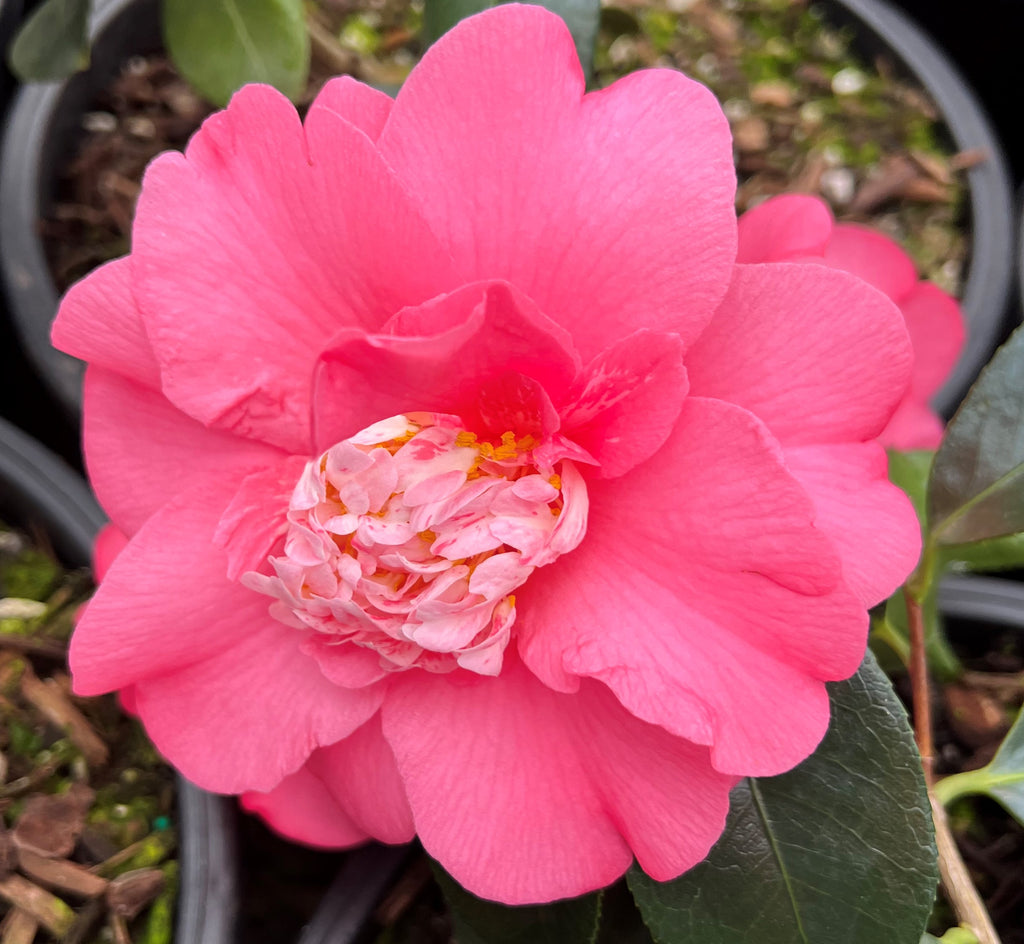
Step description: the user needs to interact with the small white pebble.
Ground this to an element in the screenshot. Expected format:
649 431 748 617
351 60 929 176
722 98 751 122
822 145 844 167
125 56 148 75
125 116 157 139
0 597 46 620
113 804 131 819
695 52 720 81
0 532 22 554
607 35 636 67
820 167 857 205
666 0 699 11
799 101 825 127
832 67 867 96
82 111 117 134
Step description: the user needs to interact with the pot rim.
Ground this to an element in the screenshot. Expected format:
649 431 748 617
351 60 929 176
0 414 239 944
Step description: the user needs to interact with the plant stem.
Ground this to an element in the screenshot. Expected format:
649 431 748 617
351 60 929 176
930 793 1002 944
906 590 934 782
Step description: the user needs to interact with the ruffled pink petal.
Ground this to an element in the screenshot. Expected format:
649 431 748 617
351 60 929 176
377 5 736 360
517 397 867 776
880 400 946 451
783 442 921 606
83 367 287 536
240 765 368 848
686 263 912 445
133 620 385 793
899 281 966 402
313 281 579 449
70 476 286 695
51 257 159 389
736 193 834 263
560 331 688 478
132 84 457 454
306 75 393 141
306 715 415 844
382 661 735 904
822 223 918 302
92 525 128 582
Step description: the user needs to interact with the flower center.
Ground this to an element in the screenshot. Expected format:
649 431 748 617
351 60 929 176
246 413 588 676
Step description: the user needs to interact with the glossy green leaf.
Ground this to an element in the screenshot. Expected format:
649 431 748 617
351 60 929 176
929 325 1024 547
163 0 309 107
8 0 90 82
422 0 600 80
935 702 1024 824
432 862 602 944
628 654 937 944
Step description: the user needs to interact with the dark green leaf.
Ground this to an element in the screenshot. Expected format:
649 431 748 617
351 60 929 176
432 862 602 944
628 654 937 944
422 0 600 80
8 0 90 82
929 325 1024 547
163 0 309 107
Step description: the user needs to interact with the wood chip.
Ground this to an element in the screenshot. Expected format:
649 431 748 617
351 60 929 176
847 154 918 214
61 898 106 944
0 908 38 944
0 874 75 937
19 665 108 767
0 824 16 878
750 79 795 107
909 149 953 186
17 849 108 899
899 176 952 204
950 147 989 171
109 912 132 944
11 787 94 860
732 116 770 153
944 684 1009 749
106 869 164 920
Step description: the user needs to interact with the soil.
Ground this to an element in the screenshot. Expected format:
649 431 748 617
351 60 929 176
0 524 177 944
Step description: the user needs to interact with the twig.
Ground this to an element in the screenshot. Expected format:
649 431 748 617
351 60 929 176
907 591 1002 942
307 13 359 77
931 793 1002 944
906 592 934 782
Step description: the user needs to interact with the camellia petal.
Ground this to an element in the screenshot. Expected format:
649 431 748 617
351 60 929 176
378 4 737 359
686 263 913 445
132 85 458 454
383 660 735 904
737 193 965 449
240 765 369 849
51 256 159 388
133 620 385 793
83 367 287 536
305 74 394 142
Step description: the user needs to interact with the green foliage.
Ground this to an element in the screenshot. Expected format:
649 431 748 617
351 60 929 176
929 324 1024 548
162 0 310 107
433 863 602 944
627 654 937 944
7 0 90 82
935 702 1024 825
422 0 600 80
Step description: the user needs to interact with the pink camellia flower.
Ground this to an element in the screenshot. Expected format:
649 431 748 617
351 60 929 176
737 193 965 450
53 5 921 904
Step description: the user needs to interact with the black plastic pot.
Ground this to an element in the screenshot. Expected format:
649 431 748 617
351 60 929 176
0 0 1015 421
0 414 238 944
0 0 161 418
826 0 1015 416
